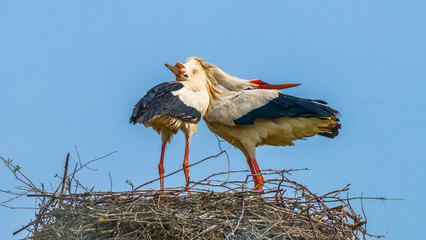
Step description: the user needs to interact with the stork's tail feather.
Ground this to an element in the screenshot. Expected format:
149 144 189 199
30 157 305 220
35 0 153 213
319 121 341 138
129 116 137 124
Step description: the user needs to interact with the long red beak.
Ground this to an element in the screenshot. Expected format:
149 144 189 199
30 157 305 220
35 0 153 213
165 63 183 78
249 80 301 90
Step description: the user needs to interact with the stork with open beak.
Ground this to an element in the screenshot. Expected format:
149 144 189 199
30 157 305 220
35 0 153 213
130 59 218 189
198 60 341 190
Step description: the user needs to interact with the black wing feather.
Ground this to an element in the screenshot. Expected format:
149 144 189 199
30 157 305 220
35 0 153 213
234 93 341 138
130 82 202 124
234 93 340 124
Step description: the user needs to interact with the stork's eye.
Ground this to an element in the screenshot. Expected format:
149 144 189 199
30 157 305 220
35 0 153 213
183 74 188 78
175 62 185 69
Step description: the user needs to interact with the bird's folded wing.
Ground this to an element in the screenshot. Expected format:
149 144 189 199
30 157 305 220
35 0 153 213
205 89 339 126
130 82 202 124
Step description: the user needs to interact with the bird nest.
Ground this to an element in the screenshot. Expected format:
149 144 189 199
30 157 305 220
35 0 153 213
1 153 388 239
28 170 387 240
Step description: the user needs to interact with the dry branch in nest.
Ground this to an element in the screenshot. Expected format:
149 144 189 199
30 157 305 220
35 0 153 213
1 149 392 239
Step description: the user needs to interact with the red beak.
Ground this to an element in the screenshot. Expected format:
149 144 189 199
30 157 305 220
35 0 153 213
249 80 301 90
165 62 186 78
165 63 183 78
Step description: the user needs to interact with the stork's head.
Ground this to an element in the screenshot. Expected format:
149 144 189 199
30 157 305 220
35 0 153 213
165 57 211 82
166 57 222 101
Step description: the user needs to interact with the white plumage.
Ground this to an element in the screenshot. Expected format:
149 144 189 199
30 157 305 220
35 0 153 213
171 84 210 117
204 90 280 126
200 60 340 190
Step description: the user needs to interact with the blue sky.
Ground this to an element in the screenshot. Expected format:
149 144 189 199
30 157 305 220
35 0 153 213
1 1 425 239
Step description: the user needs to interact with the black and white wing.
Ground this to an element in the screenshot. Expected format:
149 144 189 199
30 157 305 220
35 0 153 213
205 89 341 137
130 82 202 124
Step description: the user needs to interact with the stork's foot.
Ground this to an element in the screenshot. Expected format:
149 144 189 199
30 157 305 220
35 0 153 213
184 175 191 194
253 174 265 190
253 182 264 191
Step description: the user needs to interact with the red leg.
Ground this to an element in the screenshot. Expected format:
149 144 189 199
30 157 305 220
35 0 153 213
252 157 265 189
183 142 190 191
246 156 257 176
158 144 166 190
246 157 264 190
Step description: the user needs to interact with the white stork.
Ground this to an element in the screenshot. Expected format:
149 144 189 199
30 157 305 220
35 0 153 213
199 61 341 190
130 58 220 189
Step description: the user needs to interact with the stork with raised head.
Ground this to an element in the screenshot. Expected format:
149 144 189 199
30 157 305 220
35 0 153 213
130 58 220 189
199 60 341 190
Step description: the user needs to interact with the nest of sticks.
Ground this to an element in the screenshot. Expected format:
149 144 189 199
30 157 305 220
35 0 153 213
30 171 384 240
1 151 387 239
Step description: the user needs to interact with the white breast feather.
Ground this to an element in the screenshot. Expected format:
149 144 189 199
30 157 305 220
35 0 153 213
171 87 210 116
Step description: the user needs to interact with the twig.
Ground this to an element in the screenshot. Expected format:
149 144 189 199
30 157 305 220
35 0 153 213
231 197 244 236
306 206 319 240
61 153 70 194
75 145 82 168
109 172 113 192
69 151 117 176
133 150 225 191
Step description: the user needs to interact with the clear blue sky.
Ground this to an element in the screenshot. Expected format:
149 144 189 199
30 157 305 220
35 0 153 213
1 1 425 239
